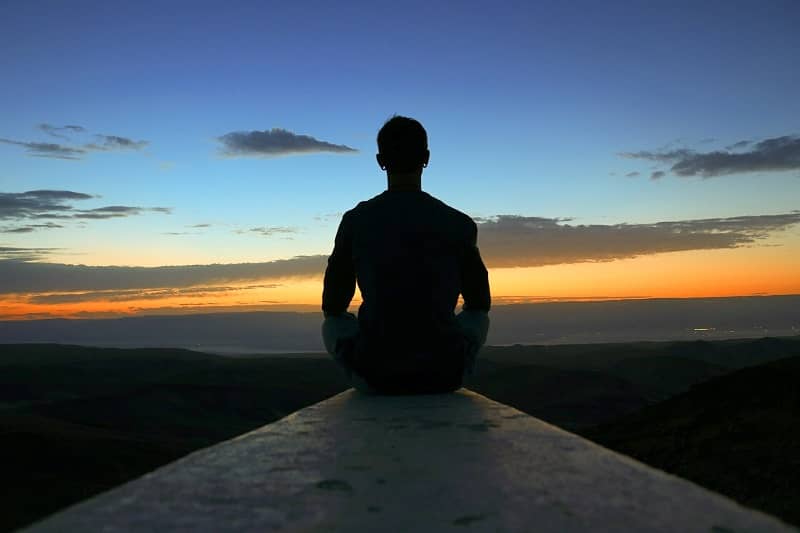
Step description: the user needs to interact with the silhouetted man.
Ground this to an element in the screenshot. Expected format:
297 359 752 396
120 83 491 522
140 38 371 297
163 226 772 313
322 116 490 394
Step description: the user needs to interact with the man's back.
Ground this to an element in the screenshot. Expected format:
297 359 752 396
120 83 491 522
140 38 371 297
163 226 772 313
323 190 490 391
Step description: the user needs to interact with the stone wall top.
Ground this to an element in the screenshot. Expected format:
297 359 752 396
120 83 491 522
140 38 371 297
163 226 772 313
24 389 794 532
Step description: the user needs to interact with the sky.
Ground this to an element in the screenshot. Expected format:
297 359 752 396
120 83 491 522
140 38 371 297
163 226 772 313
1 0 799 319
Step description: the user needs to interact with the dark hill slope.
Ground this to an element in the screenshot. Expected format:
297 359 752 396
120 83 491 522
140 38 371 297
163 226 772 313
583 355 800 527
0 344 350 532
606 355 728 399
469 363 649 431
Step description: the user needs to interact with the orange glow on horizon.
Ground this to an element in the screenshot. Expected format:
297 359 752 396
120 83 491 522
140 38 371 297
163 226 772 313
1 245 798 320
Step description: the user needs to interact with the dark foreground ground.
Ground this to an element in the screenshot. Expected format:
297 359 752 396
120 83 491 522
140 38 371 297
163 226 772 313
1 336 799 530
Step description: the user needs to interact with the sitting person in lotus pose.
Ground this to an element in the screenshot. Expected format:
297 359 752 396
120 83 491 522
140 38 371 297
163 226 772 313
322 115 490 394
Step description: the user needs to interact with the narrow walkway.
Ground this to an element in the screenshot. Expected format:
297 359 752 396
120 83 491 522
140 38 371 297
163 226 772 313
24 389 793 532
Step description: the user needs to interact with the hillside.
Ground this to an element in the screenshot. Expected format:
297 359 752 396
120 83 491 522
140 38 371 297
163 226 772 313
583 355 800 526
2 338 799 530
0 345 350 531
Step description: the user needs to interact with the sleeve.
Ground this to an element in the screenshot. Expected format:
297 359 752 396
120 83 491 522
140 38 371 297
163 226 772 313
322 211 357 316
461 220 491 312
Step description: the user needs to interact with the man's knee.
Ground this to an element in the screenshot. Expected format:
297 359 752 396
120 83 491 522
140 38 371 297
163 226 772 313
456 309 489 347
321 312 359 355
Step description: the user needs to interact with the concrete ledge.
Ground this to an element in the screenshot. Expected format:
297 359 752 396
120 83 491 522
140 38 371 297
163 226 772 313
24 389 793 532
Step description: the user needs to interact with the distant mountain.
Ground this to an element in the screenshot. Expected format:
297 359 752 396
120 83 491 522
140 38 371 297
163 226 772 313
481 336 800 371
2 294 798 351
0 312 327 353
583 356 800 527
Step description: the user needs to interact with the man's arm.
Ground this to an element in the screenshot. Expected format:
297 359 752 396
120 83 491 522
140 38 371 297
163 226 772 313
461 220 491 312
322 212 356 317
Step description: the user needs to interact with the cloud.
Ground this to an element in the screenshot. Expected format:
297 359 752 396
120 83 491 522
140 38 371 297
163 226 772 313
4 212 798 297
1 222 63 233
0 190 170 229
313 212 343 224
625 171 640 178
0 254 328 294
84 135 148 151
239 226 298 237
650 170 665 180
0 138 87 159
475 213 800 268
0 246 58 262
218 128 357 157
620 135 800 177
189 223 211 228
0 190 94 219
73 205 172 219
1 125 148 160
37 123 86 140
726 140 752 150
27 284 281 304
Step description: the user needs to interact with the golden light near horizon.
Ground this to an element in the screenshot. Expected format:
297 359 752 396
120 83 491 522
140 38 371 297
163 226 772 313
2 238 798 320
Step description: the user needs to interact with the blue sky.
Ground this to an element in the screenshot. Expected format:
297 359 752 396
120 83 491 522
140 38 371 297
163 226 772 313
1 0 799 316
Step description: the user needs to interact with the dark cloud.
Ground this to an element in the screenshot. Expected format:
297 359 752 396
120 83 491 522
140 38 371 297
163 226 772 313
28 284 281 304
650 171 665 180
3 227 34 233
0 255 328 294
218 128 357 157
0 190 93 219
29 213 75 220
0 138 87 159
0 190 170 225
0 246 57 262
475 213 800 268
2 125 148 159
726 140 752 150
73 206 172 219
625 171 640 178
85 135 148 151
189 223 211 228
620 135 800 177
21 190 94 201
37 123 86 140
1 222 63 233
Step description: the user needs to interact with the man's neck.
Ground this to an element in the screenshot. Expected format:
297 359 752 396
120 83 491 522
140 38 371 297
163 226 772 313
387 171 422 192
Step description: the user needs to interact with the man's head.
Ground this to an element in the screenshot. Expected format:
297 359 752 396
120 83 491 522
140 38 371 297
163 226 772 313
376 115 430 174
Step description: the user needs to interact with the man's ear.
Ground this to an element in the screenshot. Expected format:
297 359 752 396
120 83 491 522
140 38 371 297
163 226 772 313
422 149 430 168
376 153 386 170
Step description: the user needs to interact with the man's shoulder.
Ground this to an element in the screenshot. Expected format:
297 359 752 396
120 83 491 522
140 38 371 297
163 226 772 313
342 194 382 220
424 193 476 230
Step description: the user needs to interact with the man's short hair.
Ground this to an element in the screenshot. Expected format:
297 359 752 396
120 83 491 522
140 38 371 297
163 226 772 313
377 115 428 173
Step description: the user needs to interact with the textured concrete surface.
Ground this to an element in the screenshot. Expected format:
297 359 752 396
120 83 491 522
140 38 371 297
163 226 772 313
25 389 794 532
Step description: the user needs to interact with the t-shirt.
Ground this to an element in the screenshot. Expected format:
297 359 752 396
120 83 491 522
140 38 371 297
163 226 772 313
322 190 490 390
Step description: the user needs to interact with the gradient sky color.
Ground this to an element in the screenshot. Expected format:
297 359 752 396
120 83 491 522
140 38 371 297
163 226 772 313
1 0 799 319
